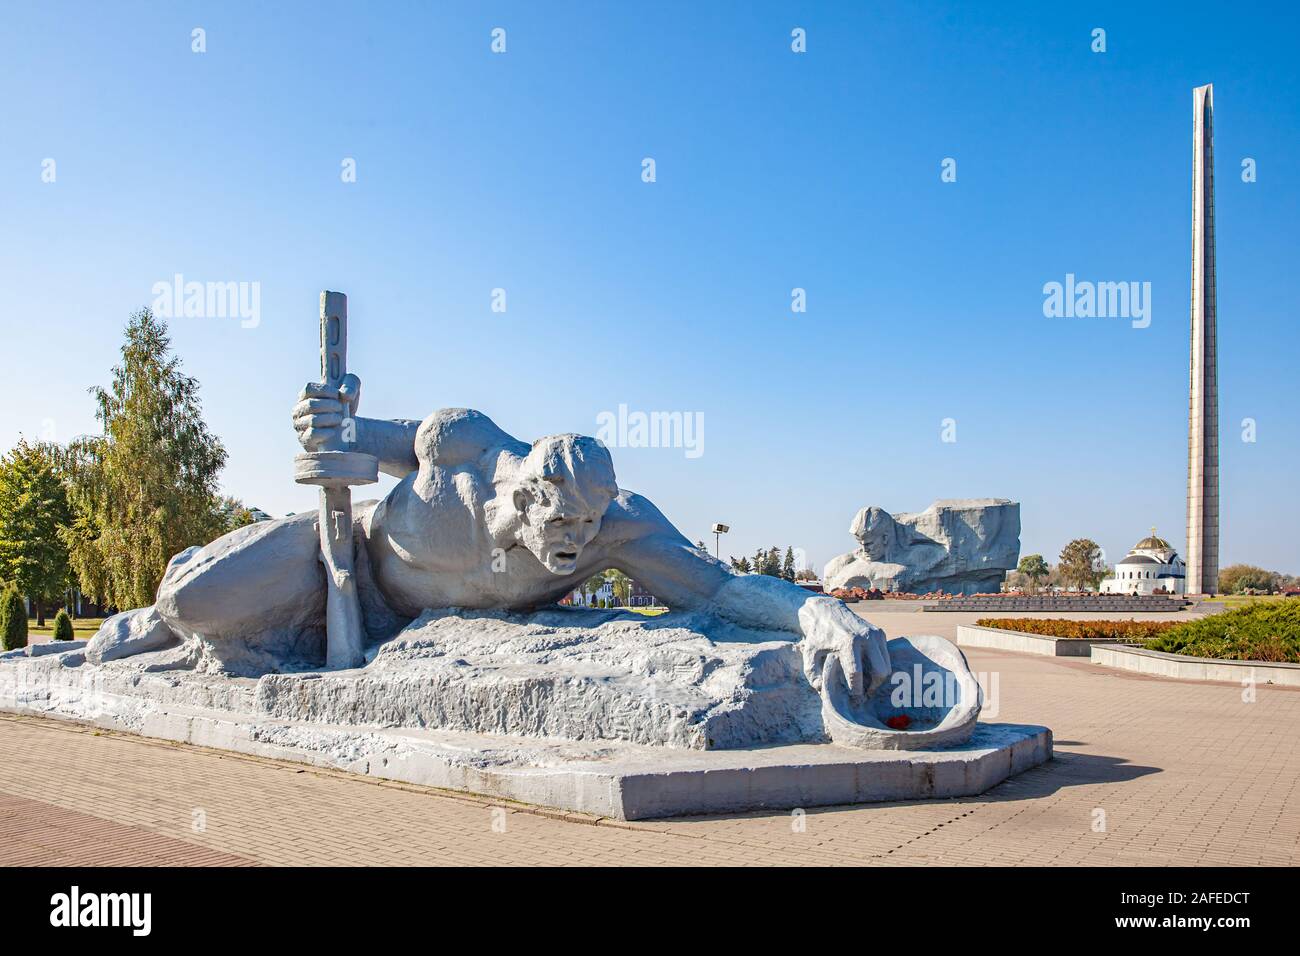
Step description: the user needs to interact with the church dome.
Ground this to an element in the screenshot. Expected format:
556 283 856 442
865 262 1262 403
1118 553 1159 565
1102 528 1185 596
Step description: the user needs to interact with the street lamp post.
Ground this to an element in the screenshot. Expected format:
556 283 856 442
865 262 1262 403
711 523 729 561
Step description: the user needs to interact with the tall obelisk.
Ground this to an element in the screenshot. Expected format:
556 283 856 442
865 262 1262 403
1186 84 1219 595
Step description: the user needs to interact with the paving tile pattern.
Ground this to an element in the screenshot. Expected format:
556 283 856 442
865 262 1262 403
1 611 1295 866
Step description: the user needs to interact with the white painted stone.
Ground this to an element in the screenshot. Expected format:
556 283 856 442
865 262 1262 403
85 607 178 665
26 639 89 658
260 607 826 750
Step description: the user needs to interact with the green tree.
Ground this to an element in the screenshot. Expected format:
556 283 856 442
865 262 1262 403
1017 554 1049 594
0 439 73 626
606 569 631 606
218 496 257 534
1058 539 1105 592
782 547 796 582
60 309 228 611
582 571 607 604
761 547 781 577
52 608 74 641
1 586 27 651
731 556 752 573
1217 564 1279 595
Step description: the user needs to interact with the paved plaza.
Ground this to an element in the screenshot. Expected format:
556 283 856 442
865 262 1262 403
2 609 1296 867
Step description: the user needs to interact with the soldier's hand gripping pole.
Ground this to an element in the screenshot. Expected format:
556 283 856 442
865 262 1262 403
293 291 378 668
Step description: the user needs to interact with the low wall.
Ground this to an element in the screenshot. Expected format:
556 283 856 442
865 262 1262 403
956 624 1126 658
0 640 89 659
1090 644 1300 687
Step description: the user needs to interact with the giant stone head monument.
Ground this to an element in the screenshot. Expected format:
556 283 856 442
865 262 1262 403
0 293 1049 819
824 499 1021 596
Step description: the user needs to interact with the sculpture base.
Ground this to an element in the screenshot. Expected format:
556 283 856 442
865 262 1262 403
0 622 1051 818
75 606 985 750
0 698 1050 819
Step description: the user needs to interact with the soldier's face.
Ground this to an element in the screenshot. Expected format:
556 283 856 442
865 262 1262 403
521 503 604 574
861 511 892 559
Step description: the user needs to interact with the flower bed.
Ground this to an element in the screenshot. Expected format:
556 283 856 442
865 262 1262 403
974 618 1181 641
978 605 1300 663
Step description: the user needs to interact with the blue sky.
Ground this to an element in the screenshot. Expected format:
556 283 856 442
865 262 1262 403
3 1 1297 574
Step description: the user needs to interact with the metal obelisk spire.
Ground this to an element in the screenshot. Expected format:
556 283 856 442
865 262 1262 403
1186 84 1219 596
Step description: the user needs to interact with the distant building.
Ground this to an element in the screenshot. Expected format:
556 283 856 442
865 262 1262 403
563 577 658 608
23 588 109 619
567 580 615 607
627 579 658 607
1100 530 1186 596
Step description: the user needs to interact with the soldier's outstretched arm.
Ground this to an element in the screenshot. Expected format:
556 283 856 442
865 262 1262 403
604 493 891 699
292 375 420 477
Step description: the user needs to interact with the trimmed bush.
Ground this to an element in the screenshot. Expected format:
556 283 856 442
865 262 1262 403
1 587 28 651
52 608 74 641
975 618 1182 641
1144 602 1300 663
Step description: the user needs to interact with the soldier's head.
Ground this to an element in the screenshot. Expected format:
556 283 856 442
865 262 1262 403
506 434 618 574
853 506 899 560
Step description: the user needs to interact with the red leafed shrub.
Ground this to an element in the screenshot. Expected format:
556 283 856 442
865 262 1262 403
830 586 895 601
884 715 912 730
975 618 1182 640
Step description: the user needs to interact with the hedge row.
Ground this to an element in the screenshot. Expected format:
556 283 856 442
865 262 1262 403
1143 602 1300 663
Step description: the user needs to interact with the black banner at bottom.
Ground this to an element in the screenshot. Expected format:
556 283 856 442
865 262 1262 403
0 865 1277 942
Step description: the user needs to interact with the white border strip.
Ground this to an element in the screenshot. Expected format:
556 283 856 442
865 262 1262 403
1090 644 1300 687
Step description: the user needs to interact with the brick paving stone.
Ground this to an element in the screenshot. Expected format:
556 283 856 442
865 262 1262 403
1 610 1296 866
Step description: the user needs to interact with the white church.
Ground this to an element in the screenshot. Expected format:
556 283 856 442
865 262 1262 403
1100 530 1186 596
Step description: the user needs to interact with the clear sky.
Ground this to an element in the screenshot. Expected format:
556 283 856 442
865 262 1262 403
3 1 1297 574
